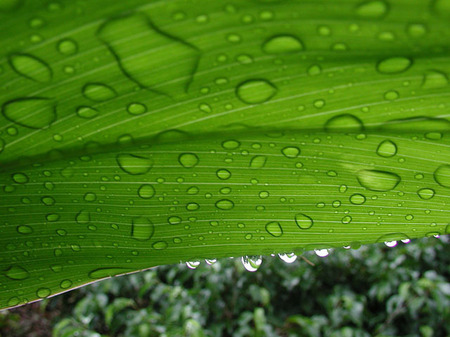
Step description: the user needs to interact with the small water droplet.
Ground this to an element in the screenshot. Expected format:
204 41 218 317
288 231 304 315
9 53 52 82
82 82 117 102
138 184 155 199
357 169 401 191
216 168 231 180
76 106 99 119
341 215 352 224
262 35 304 54
350 193 366 205
376 139 397 157
17 225 33 234
384 241 397 247
376 57 412 74
205 259 217 265
422 70 448 89
384 90 399 100
215 199 234 210
127 102 147 115
12 172 28 184
281 146 300 158
2 97 56 129
131 216 154 241
178 153 199 168
295 213 313 229
314 249 330 257
236 79 277 104
417 188 435 200
75 210 90 224
241 256 262 272
355 0 388 18
117 153 153 175
169 216 182 225
250 155 267 168
83 192 96 202
152 241 168 250
434 165 450 188
60 279 72 289
186 261 200 269
36 288 51 298
57 38 78 55
278 253 297 263
406 23 427 37
265 221 283 237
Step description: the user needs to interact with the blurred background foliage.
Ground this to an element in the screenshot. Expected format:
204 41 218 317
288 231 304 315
1 237 449 337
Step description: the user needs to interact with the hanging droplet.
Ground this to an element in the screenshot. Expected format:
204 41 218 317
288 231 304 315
241 255 262 272
186 261 200 269
278 253 297 263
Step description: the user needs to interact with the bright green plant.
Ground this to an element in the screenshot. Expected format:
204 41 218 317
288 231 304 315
0 0 449 310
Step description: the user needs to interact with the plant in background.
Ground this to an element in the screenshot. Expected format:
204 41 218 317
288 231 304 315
0 0 448 311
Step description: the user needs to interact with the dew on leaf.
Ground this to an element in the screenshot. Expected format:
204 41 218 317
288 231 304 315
8 53 52 82
341 215 352 224
355 0 388 18
76 106 99 119
406 23 427 37
82 83 117 102
57 38 78 55
138 184 155 199
178 153 199 168
250 155 267 168
417 188 435 199
75 210 90 224
434 164 450 188
56 229 66 236
376 139 397 157
265 221 283 237
315 249 330 257
187 186 199 195
281 146 300 158
216 169 231 180
357 169 400 191
2 97 56 129
425 132 442 140
295 213 313 229
36 288 51 298
308 64 321 76
422 70 448 89
5 265 29 280
60 279 73 289
324 114 364 132
152 241 168 250
350 193 366 205
241 256 262 272
278 253 297 263
215 199 234 210
17 225 33 234
205 259 217 265
222 139 240 150
168 216 182 225
131 216 154 241
83 192 96 202
127 102 147 115
186 202 199 211
376 57 412 74
384 90 399 100
117 153 153 175
262 35 303 54
12 172 28 184
236 79 277 104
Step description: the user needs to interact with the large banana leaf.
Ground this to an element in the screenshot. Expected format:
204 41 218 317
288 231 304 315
0 0 449 310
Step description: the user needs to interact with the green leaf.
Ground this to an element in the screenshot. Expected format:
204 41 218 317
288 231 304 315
0 0 449 310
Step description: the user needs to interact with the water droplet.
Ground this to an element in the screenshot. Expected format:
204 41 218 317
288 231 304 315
117 153 153 175
131 216 154 241
152 241 168 250
384 241 397 247
205 259 217 265
75 210 90 224
376 57 412 74
186 202 199 211
216 168 231 180
57 38 78 55
76 106 99 119
417 188 435 200
262 35 303 54
314 249 330 257
83 192 96 202
36 288 51 298
178 153 199 168
127 102 147 115
295 213 313 229
222 139 240 150
434 165 450 188
356 0 388 18
60 279 72 289
259 191 269 199
265 221 283 237
308 64 322 76
89 267 134 279
226 33 241 43
324 114 364 132
187 186 199 195
17 225 33 234
406 23 427 37
350 193 366 205
281 146 300 158
318 25 331 36
2 97 56 129
82 82 117 102
357 169 401 191
432 0 450 17
5 265 29 280
241 256 262 272
138 184 155 199
376 140 397 157
8 53 52 82
236 79 277 104
215 199 234 210
384 90 399 100
169 216 182 225
278 253 297 263
422 70 448 89
250 155 267 168
12 172 28 184
377 31 395 41
198 103 212 113
341 215 352 224
425 132 443 140
186 261 200 269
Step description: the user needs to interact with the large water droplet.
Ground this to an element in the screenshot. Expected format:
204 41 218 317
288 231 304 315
350 193 366 205
376 57 412 74
152 241 168 250
376 140 397 157
422 70 448 89
138 184 155 199
357 169 401 191
281 146 300 159
295 213 313 229
265 221 283 237
178 153 199 168
278 253 297 263
8 53 52 82
262 35 304 54
131 216 154 241
116 153 153 175
216 168 231 180
236 79 277 104
76 106 99 119
241 256 262 272
186 261 200 269
222 139 240 150
356 0 388 18
17 225 33 234
75 210 90 224
82 83 117 102
36 288 51 298
417 188 435 200
5 265 29 280
12 172 28 184
215 199 234 210
60 279 73 289
434 164 450 188
250 155 267 168
2 98 56 129
324 114 364 132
